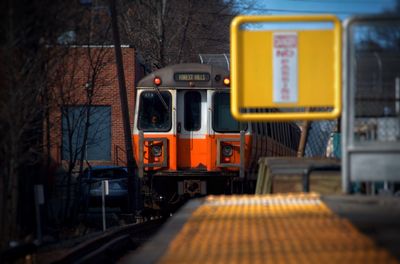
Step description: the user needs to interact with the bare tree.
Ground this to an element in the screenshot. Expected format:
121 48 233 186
0 0 65 249
355 3 400 52
47 45 114 222
0 0 113 247
120 0 238 69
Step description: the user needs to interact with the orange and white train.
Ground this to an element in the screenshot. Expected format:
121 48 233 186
132 63 300 204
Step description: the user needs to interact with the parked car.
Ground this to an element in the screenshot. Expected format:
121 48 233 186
78 165 129 211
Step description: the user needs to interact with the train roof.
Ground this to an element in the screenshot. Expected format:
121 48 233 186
137 63 230 89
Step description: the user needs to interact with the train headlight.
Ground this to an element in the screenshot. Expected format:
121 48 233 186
223 77 230 86
151 145 162 157
222 144 233 157
153 76 162 86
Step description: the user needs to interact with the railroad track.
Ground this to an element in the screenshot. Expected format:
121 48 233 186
52 217 166 264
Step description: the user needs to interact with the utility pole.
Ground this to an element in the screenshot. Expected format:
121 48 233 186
109 0 140 215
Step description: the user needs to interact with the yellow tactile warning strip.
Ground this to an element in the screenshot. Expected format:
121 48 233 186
158 193 398 264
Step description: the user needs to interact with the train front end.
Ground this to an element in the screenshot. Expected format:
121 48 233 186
132 64 249 203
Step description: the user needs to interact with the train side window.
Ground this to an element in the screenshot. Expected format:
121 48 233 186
286 125 291 148
138 91 172 132
257 123 262 135
277 123 283 143
280 123 285 146
290 129 295 149
266 123 272 137
290 124 299 149
184 91 201 131
276 124 281 141
251 123 257 134
283 123 289 147
271 123 277 140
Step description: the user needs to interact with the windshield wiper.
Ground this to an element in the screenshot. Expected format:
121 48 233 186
153 85 169 111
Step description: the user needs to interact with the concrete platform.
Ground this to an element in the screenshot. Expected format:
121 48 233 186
120 193 400 264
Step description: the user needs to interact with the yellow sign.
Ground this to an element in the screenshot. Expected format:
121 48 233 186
230 15 342 121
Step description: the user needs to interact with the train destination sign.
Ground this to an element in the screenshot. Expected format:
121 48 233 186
230 15 342 121
174 72 210 82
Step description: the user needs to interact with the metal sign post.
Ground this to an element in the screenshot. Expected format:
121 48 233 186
102 180 109 231
34 185 44 244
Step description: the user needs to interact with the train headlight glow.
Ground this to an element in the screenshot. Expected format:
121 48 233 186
222 145 233 157
151 145 162 157
223 77 230 86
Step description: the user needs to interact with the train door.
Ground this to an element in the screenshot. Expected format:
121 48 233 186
176 90 209 170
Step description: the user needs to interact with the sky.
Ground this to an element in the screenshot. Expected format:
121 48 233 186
239 0 397 20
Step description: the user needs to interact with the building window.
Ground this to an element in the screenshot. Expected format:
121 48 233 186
62 106 111 161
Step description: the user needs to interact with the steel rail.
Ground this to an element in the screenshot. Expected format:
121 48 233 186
53 218 166 264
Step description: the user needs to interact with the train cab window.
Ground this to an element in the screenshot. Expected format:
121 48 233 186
184 91 201 131
213 92 246 132
138 91 171 132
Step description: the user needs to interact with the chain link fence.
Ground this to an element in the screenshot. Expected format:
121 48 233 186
353 52 400 144
198 53 230 70
305 120 339 158
284 52 400 158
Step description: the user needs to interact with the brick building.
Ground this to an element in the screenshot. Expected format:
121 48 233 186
46 45 146 169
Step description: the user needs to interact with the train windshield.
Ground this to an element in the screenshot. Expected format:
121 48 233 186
138 91 172 132
213 92 242 132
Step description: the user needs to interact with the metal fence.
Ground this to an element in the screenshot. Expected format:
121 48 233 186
353 53 400 144
305 120 339 158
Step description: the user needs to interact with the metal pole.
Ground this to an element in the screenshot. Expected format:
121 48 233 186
102 180 106 231
34 185 44 244
240 130 245 178
396 77 400 115
297 119 310 157
35 200 42 243
109 0 140 214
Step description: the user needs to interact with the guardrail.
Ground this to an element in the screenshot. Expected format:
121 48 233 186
255 157 341 194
